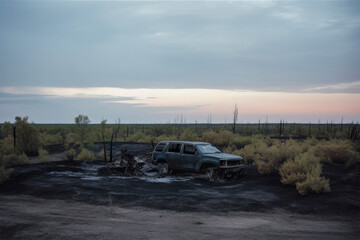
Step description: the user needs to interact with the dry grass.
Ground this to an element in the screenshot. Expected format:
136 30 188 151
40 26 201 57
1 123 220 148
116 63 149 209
65 132 79 148
97 149 109 161
38 148 49 163
77 148 95 161
66 148 76 161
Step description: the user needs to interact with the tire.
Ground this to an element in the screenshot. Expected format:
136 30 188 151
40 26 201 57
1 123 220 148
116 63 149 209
205 167 216 181
158 163 169 175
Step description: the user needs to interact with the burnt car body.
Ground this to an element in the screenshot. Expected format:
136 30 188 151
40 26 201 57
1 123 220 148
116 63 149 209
152 141 245 180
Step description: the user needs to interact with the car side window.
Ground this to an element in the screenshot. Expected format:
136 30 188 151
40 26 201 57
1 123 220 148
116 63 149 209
168 143 182 153
155 143 166 152
183 144 197 155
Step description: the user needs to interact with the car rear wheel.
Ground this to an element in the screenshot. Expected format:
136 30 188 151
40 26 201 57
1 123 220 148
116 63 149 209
158 163 169 175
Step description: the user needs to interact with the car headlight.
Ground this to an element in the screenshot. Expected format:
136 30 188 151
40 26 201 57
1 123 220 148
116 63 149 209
220 160 226 166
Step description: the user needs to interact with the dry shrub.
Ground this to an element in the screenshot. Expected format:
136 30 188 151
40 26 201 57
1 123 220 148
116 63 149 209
38 148 49 163
255 143 288 174
127 132 151 143
202 130 234 147
179 129 200 141
77 148 95 161
155 135 178 142
217 130 233 146
246 140 289 174
237 139 267 165
314 140 360 167
66 148 76 161
279 152 330 195
202 130 255 148
65 132 78 148
232 135 253 148
202 130 218 145
97 149 109 161
241 139 307 173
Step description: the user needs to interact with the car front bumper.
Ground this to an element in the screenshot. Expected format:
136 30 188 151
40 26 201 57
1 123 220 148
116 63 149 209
219 165 246 174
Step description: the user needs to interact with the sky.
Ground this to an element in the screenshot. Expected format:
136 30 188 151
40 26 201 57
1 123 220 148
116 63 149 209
0 0 359 124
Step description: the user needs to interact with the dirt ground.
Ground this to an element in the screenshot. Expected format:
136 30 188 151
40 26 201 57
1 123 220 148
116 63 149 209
0 194 358 240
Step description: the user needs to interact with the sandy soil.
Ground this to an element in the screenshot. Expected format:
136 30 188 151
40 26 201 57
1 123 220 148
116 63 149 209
0 194 358 240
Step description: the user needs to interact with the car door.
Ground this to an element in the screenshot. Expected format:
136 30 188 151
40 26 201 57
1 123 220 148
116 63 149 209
180 144 200 171
165 142 182 169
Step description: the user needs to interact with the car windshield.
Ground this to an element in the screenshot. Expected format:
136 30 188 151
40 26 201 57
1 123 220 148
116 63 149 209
197 144 221 154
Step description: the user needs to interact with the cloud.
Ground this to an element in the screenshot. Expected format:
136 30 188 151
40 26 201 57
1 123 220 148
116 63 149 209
0 87 359 118
273 5 303 22
303 81 360 93
1 1 359 91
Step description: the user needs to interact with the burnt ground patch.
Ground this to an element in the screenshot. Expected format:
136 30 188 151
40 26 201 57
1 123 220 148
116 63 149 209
1 143 359 217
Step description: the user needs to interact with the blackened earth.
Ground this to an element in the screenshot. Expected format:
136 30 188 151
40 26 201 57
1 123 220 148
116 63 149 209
1 142 359 216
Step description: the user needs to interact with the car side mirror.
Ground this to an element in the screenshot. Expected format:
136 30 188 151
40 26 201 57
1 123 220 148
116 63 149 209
195 151 199 156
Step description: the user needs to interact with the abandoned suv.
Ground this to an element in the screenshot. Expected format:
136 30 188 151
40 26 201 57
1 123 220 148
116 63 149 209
152 141 245 180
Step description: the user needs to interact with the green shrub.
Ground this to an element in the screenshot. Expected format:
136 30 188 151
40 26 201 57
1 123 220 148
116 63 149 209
0 165 12 184
0 136 15 155
66 148 76 161
1 121 13 138
87 142 95 151
77 148 95 161
40 132 64 146
279 152 330 195
2 153 29 166
14 116 41 156
38 148 49 163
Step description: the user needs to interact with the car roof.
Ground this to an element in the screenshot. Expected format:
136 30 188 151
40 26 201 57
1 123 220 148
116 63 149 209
158 141 210 145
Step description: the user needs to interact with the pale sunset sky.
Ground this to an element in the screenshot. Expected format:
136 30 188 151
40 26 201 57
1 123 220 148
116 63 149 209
0 0 359 123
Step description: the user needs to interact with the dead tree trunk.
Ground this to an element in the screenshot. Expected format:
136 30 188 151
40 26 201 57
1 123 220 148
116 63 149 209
232 104 238 134
101 120 107 161
110 134 114 162
110 119 121 162
13 126 16 153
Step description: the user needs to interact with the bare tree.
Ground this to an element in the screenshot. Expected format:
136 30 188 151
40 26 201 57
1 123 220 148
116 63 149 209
110 118 121 162
101 119 107 161
232 104 238 133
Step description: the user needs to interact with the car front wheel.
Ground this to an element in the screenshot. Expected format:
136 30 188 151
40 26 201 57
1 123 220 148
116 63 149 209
205 167 216 181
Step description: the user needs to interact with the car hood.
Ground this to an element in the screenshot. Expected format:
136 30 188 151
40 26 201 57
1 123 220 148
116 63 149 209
203 153 243 160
